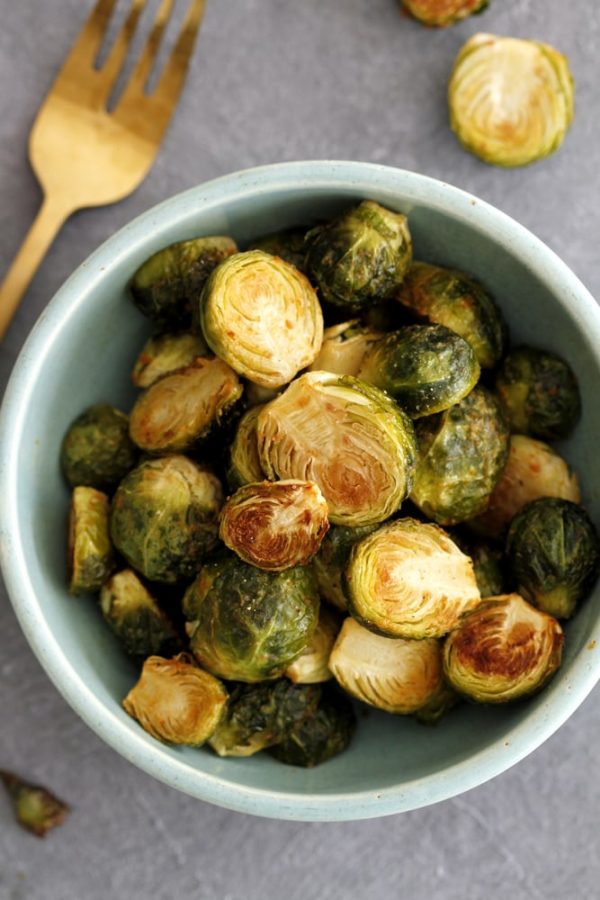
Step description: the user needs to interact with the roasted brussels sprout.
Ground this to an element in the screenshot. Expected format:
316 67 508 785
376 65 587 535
110 456 222 583
131 331 209 388
268 687 356 767
395 262 506 368
208 680 321 757
130 236 238 328
285 606 339 683
309 321 383 377
312 523 379 611
346 519 480 639
305 200 412 310
452 533 506 598
444 593 563 703
129 357 243 455
61 404 137 490
248 227 308 273
411 387 509 525
227 405 266 489
448 33 574 167
123 654 228 745
495 347 581 440
470 435 581 538
0 770 70 838
220 480 329 571
506 499 600 620
402 0 488 27
358 325 480 418
188 554 320 682
100 569 181 659
329 617 444 713
257 371 417 526
199 250 323 389
68 486 115 594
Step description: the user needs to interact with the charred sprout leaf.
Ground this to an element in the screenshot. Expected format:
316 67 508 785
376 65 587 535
188 554 320 682
100 569 181 659
129 357 243 454
346 518 480 639
448 33 574 168
257 371 417 527
219 480 329 571
358 324 480 418
312 523 379 611
131 331 209 389
130 236 238 329
452 532 506 598
208 680 321 757
329 617 444 713
123 654 228 745
285 606 339 683
402 0 488 27
395 262 506 368
0 770 70 838
268 687 356 767
247 228 309 274
199 250 323 389
61 404 137 490
305 200 412 310
414 681 461 725
411 387 510 525
308 320 383 377
506 499 600 619
68 486 115 594
495 346 581 440
110 456 222 583
227 404 266 489
469 434 581 538
443 593 563 703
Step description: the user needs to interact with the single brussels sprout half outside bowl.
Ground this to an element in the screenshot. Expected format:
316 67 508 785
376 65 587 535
1 162 600 822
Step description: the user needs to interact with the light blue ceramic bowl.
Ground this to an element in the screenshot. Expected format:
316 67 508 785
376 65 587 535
2 161 600 821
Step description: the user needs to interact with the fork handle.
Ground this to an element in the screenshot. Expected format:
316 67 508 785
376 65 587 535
0 196 73 340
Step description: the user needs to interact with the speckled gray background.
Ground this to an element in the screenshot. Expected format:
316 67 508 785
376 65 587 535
1 1 599 898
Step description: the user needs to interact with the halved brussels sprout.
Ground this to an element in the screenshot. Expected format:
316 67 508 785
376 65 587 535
452 532 506 598
130 236 238 328
495 347 581 440
402 0 488 27
305 200 412 310
122 654 228 745
312 523 379 611
443 593 563 703
329 617 444 713
247 227 309 274
395 262 506 368
285 606 339 683
100 569 181 659
309 321 383 377
68 486 115 594
257 371 417 526
208 680 321 757
129 357 243 455
411 387 510 525
131 331 209 388
110 456 222 583
188 554 320 682
448 34 574 167
220 480 329 571
469 435 581 538
227 405 266 489
268 687 356 767
346 519 480 639
358 325 480 418
61 404 137 490
199 250 323 389
506 498 600 619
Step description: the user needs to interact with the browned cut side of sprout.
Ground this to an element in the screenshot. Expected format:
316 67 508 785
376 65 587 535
403 0 488 27
131 332 209 388
68 486 115 594
285 606 340 683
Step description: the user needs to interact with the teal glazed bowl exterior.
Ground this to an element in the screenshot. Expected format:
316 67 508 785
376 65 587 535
2 161 600 821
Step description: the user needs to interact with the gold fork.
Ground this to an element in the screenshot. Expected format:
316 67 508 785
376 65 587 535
0 0 206 339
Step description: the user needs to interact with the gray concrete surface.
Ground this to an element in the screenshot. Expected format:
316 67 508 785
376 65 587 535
1 1 599 897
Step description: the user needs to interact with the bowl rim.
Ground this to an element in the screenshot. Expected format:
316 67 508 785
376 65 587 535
2 160 600 821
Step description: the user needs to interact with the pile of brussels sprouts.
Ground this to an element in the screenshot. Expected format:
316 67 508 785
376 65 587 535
62 199 599 768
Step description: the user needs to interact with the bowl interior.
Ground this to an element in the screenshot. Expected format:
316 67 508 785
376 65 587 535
4 164 600 819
